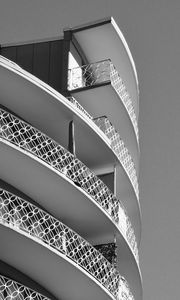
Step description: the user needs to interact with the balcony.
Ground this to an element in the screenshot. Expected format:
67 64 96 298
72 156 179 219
67 96 139 197
65 17 139 119
0 188 135 300
67 61 139 171
68 59 138 144
0 108 138 263
67 96 139 195
0 275 50 300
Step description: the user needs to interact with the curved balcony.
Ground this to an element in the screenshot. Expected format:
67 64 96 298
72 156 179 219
68 59 138 144
67 60 139 170
0 275 50 300
67 96 139 196
65 17 139 117
0 188 135 300
0 108 138 263
68 95 139 190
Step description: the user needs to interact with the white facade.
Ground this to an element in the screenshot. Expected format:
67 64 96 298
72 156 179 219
0 17 142 300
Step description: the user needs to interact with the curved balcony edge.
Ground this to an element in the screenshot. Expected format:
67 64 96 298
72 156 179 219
0 108 139 262
110 63 139 146
0 188 135 300
110 17 139 94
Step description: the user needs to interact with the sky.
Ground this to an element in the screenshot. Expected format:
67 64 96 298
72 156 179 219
1 0 180 299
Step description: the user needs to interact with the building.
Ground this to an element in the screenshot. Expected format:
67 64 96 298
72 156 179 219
0 17 142 300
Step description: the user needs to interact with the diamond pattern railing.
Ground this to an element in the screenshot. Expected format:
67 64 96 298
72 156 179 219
0 189 135 300
68 59 111 90
0 275 50 300
0 108 138 263
68 59 138 142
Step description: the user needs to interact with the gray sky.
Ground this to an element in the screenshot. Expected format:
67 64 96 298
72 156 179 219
1 0 180 299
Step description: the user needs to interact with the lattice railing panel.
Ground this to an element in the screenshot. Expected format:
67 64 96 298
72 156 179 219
0 189 134 300
68 59 111 90
0 275 49 300
0 108 138 263
0 108 120 225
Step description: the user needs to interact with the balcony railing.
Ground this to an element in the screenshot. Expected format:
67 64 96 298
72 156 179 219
68 59 138 142
0 108 138 262
0 275 49 300
0 189 135 300
93 116 139 200
68 59 111 90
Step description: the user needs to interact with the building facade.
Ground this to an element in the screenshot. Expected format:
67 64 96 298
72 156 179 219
0 17 142 300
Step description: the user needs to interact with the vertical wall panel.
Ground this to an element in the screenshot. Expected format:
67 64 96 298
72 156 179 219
1 47 17 62
1 39 65 94
33 42 50 84
49 40 64 92
16 44 33 73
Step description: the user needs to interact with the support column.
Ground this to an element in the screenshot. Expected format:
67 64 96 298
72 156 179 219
68 120 75 156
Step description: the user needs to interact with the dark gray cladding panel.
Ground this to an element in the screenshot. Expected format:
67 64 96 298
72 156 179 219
1 46 17 61
16 44 34 73
1 39 64 93
49 40 64 92
33 42 50 83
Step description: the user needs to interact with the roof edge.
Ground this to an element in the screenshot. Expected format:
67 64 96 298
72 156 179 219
1 35 64 48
